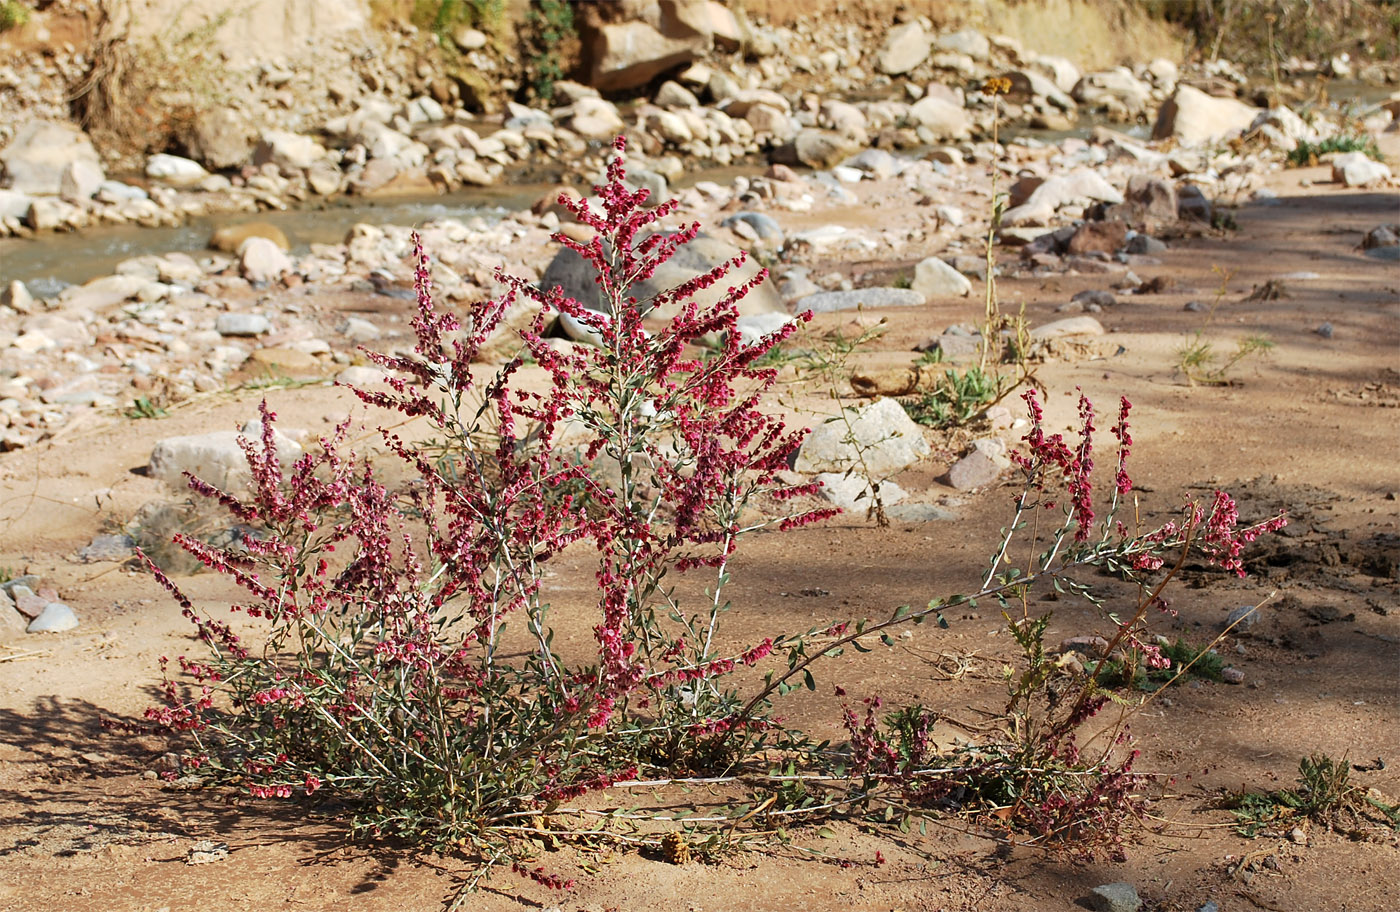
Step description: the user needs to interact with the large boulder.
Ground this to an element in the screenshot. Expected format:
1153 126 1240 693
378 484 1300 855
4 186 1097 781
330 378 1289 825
539 230 785 319
776 129 861 169
795 398 931 476
907 96 972 140
0 121 103 196
254 130 327 172
148 421 305 493
582 20 698 92
877 21 931 76
1152 85 1261 146
182 108 256 170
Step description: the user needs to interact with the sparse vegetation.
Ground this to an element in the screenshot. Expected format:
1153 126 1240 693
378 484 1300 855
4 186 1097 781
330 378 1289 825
900 366 1001 429
1177 266 1275 386
1286 133 1384 168
1225 753 1398 837
0 1 31 32
70 2 231 160
523 0 576 103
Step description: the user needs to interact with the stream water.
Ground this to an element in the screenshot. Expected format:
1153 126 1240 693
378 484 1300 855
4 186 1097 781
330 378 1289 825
0 186 547 295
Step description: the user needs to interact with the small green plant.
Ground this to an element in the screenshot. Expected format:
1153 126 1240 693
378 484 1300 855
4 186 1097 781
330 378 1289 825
1225 753 1371 837
1286 134 1383 168
1090 638 1224 691
0 1 30 31
125 396 169 420
900 366 1002 429
1177 266 1274 386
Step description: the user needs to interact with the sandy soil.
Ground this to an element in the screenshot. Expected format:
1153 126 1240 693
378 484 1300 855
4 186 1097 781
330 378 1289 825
0 154 1397 912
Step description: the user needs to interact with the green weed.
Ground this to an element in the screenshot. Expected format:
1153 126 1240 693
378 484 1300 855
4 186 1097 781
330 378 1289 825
1177 266 1274 386
0 1 30 31
900 366 1002 429
125 396 169 420
1225 753 1364 836
1287 134 1384 168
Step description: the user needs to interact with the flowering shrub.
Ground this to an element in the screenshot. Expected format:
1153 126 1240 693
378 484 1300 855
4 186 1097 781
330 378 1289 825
135 138 1286 886
138 138 829 867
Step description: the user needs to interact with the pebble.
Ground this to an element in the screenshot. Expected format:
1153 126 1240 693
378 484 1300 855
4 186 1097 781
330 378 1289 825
1088 882 1142 912
1221 666 1246 685
947 437 1010 491
78 533 136 562
216 313 271 337
27 602 79 633
1225 604 1259 630
1315 322 1334 338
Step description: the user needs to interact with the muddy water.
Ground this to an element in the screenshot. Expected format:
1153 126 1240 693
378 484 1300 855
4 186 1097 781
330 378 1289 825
0 186 547 295
0 163 771 295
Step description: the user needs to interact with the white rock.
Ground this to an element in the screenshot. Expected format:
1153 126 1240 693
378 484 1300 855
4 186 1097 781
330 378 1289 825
795 398 931 476
27 602 79 634
335 366 391 387
254 130 327 172
145 153 210 186
1332 152 1392 188
239 237 293 283
2 280 34 313
58 274 157 311
0 120 102 195
215 313 271 336
933 28 989 61
96 182 147 206
734 312 795 346
339 316 380 342
816 472 908 512
60 159 105 202
569 96 625 140
1152 85 1261 146
1030 316 1106 340
912 257 972 298
907 96 971 140
148 422 306 492
877 22 931 76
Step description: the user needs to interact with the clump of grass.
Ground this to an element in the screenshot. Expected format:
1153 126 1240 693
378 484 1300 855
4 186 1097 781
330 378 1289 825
1225 753 1369 836
125 396 169 420
0 1 30 31
1286 134 1383 168
900 366 1002 429
1177 266 1274 386
1090 638 1225 691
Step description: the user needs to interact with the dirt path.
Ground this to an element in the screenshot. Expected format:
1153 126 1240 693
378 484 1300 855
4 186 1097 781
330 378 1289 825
1 156 1397 912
